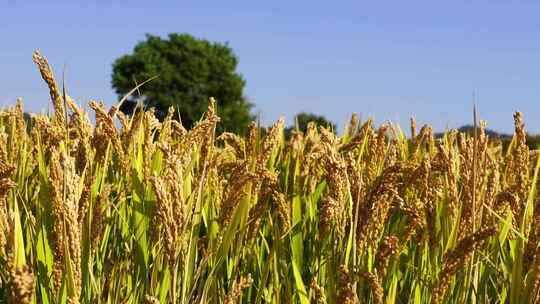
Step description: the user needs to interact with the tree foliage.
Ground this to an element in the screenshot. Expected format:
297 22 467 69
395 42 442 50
285 112 336 137
111 33 253 134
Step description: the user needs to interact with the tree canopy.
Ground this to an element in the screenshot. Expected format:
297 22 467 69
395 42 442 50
285 112 336 137
111 33 253 134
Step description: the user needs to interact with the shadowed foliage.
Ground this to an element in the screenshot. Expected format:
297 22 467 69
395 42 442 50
285 112 336 138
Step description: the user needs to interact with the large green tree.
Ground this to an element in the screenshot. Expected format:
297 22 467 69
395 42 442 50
111 33 253 134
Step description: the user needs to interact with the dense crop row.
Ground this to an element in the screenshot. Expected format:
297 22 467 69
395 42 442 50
0 52 539 303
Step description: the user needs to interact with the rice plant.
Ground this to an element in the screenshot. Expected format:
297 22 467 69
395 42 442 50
0 51 539 303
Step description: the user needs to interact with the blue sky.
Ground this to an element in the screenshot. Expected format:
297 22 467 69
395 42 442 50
1 1 540 133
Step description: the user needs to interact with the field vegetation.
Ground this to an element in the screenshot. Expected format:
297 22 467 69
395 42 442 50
0 51 540 303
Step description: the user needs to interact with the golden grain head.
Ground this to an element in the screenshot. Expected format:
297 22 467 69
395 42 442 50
224 274 253 304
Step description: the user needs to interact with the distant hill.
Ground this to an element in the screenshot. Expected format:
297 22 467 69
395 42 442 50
435 125 540 149
456 125 513 140
435 125 511 139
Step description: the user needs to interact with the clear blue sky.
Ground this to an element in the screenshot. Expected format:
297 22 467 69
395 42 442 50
2 0 540 134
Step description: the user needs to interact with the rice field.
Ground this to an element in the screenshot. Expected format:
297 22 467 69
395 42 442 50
0 51 539 303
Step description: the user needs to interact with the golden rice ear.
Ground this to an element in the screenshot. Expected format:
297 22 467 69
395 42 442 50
256 117 284 172
7 263 35 304
224 274 253 304
361 271 384 304
0 157 16 257
335 265 359 304
432 227 497 304
144 295 160 304
33 50 66 128
310 277 327 304
218 132 246 159
375 235 399 280
245 121 258 158
347 112 360 137
410 116 417 139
